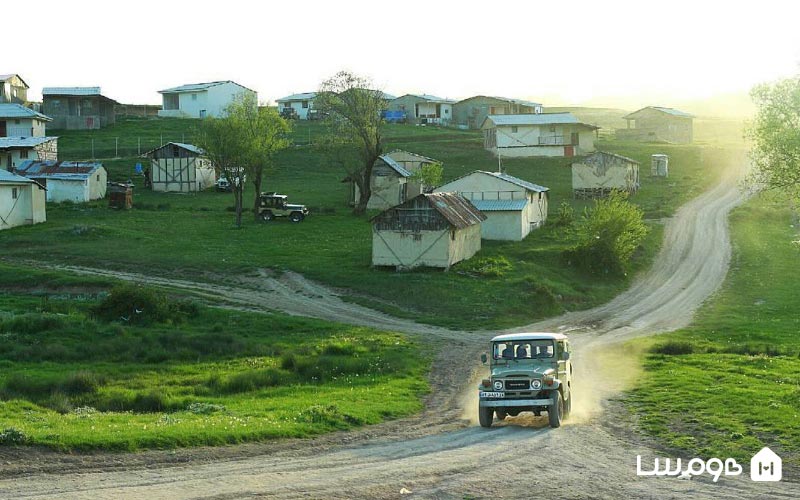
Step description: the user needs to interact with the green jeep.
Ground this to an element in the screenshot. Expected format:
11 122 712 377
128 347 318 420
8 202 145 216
258 192 309 223
478 333 573 428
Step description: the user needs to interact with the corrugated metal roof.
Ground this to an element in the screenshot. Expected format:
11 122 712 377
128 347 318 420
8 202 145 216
0 103 53 121
486 113 575 126
0 169 37 184
579 151 640 165
141 142 205 157
16 160 104 179
624 106 694 119
386 149 438 163
455 95 542 108
378 155 412 177
440 170 549 194
424 192 486 228
277 92 317 102
394 94 455 104
0 136 57 149
42 87 101 96
159 81 244 93
471 199 528 211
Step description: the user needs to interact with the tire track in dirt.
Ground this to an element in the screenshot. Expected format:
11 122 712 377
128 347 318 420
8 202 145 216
1 174 795 499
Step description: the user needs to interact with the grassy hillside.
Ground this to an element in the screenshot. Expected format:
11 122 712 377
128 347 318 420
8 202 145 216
626 196 800 468
0 288 427 450
2 118 736 329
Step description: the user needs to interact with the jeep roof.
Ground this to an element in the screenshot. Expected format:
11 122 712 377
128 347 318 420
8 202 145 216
490 332 568 342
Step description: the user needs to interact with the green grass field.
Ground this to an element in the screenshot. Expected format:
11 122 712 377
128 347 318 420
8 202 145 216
626 196 800 468
1 118 740 329
0 289 428 450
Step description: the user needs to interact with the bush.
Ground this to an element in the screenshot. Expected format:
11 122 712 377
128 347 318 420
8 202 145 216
554 201 575 227
564 192 649 276
651 341 695 355
92 284 197 325
0 427 28 445
456 256 513 278
187 402 226 414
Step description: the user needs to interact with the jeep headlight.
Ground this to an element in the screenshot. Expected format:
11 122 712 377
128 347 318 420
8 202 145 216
543 373 555 386
531 379 542 390
493 380 503 391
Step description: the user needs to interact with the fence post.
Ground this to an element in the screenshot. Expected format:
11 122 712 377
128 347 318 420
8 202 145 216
91 138 94 160
115 137 119 158
138 137 141 156
160 134 163 146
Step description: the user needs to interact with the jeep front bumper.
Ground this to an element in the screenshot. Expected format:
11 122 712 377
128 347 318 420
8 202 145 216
479 398 553 407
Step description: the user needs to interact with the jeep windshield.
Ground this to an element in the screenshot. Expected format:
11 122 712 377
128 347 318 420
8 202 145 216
492 340 554 361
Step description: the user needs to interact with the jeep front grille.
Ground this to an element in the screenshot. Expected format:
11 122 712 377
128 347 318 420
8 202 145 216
504 380 530 390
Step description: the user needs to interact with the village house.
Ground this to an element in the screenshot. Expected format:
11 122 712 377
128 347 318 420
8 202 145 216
0 74 29 104
388 94 455 125
0 104 58 171
42 87 119 130
15 160 107 203
158 81 256 118
349 150 441 210
482 113 599 158
617 106 693 144
0 169 46 230
452 96 543 130
571 151 640 199
276 92 316 119
434 170 549 241
371 192 485 270
143 142 216 192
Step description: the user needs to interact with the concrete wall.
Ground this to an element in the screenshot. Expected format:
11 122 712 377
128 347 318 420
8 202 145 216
0 181 45 230
159 83 255 119
206 83 256 118
480 211 525 241
485 124 595 157
43 168 108 203
372 224 481 269
366 164 407 210
620 108 693 144
0 77 28 104
572 163 638 191
1 118 46 138
43 96 116 130
278 99 313 119
0 142 58 171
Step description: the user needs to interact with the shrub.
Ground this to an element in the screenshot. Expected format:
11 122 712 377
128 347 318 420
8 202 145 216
564 192 649 276
187 402 226 414
60 371 104 396
554 201 575 227
651 341 695 355
456 256 513 278
92 284 197 325
0 427 28 445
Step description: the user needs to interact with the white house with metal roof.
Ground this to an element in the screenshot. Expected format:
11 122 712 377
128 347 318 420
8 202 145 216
351 150 442 210
276 92 316 120
388 94 455 125
0 169 46 230
482 113 599 158
434 170 549 241
143 142 216 192
15 160 107 203
157 81 257 118
0 101 58 171
617 106 693 144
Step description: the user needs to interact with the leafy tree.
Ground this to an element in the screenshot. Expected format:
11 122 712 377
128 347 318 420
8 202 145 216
315 71 387 215
747 76 800 199
410 161 443 193
565 192 649 276
197 94 291 227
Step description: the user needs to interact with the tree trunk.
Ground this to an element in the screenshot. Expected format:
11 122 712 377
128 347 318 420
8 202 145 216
353 174 369 215
252 168 263 221
234 185 243 228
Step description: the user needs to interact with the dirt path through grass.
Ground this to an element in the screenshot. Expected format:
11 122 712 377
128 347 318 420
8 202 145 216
2 172 796 499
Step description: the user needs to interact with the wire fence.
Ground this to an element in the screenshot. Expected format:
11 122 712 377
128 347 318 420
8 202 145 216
58 135 201 160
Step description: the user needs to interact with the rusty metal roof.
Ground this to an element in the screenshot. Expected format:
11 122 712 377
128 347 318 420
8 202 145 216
16 160 104 179
421 192 486 228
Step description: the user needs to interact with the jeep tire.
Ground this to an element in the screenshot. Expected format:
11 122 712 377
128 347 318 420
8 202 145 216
564 391 572 418
289 212 304 223
479 406 493 428
495 409 507 420
261 211 275 222
548 390 563 428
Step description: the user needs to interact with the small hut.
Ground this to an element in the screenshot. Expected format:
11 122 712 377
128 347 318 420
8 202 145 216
108 182 133 209
15 160 107 203
0 170 46 230
143 142 216 192
571 151 640 199
651 154 669 177
371 193 485 270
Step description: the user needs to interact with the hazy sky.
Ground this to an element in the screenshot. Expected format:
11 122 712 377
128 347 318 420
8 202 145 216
7 0 800 112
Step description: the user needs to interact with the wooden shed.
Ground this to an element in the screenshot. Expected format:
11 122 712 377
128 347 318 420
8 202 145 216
371 193 486 270
350 150 441 210
143 142 216 193
571 151 640 199
434 170 549 241
0 169 46 230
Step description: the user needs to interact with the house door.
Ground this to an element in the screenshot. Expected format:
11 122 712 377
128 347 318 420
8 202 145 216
199 110 207 118
571 132 579 145
564 146 575 157
0 121 6 137
5 153 11 170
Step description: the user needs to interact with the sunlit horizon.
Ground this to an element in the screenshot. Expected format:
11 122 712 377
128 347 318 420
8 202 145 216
6 0 800 118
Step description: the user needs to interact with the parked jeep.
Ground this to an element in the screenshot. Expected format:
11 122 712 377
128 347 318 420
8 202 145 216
478 332 572 428
258 192 309 223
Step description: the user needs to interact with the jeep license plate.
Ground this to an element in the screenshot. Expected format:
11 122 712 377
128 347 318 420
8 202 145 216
479 391 504 398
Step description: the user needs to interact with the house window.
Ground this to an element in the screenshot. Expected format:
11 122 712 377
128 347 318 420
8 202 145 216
12 187 18 199
444 109 449 115
511 126 518 133
302 101 309 109
96 174 100 182
192 93 197 101
19 150 28 159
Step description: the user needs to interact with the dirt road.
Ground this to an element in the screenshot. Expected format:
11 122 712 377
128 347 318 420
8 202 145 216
1 177 795 499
